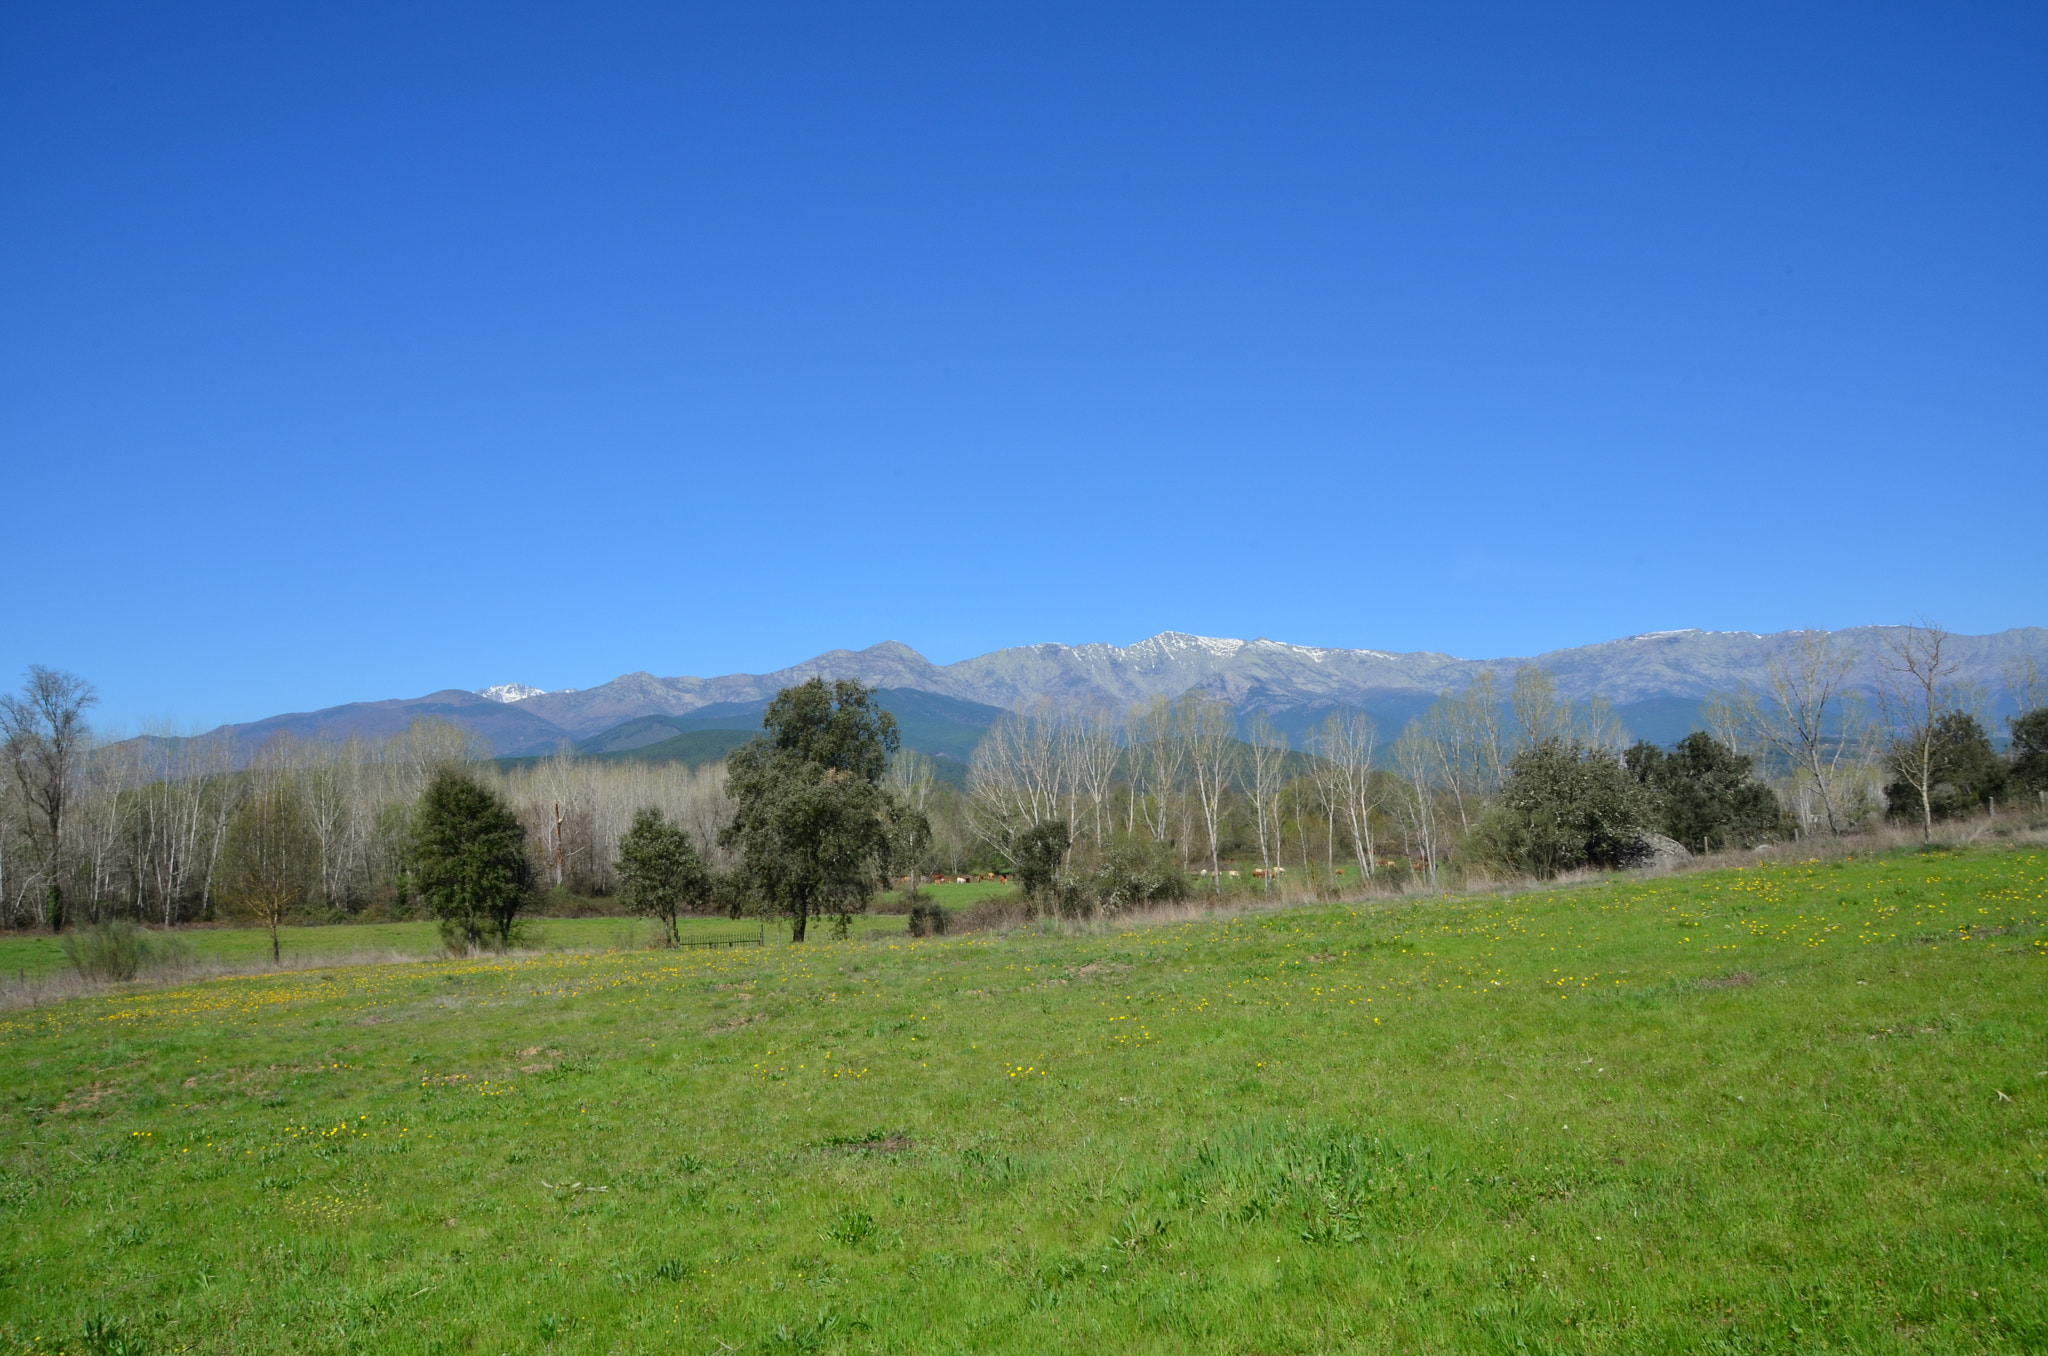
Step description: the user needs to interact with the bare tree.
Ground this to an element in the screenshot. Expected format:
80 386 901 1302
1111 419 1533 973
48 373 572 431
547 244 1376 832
1066 711 1121 851
1876 621 1962 841
1245 713 1289 891
1182 695 1239 891
1319 710 1383 882
0 667 100 930
1392 724 1441 886
885 749 939 878
2004 656 2046 719
1729 629 1868 835
216 740 316 962
966 706 1069 858
75 737 139 923
1126 696 1188 845
1510 668 1570 750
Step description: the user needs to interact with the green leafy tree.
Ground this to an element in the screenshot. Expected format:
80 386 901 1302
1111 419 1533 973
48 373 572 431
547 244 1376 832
1625 733 1782 852
721 679 912 943
1475 738 1652 878
1008 818 1072 905
2008 707 2048 795
1884 712 2006 822
408 770 534 950
614 807 712 944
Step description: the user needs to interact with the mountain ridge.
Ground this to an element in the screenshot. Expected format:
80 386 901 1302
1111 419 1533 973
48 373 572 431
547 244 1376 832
186 625 2047 759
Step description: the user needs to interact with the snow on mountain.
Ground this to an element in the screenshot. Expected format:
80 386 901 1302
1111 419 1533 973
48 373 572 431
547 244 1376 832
188 625 2048 758
478 684 545 704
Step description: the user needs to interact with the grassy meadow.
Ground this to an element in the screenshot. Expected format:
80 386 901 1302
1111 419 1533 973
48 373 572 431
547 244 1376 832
0 845 2043 1353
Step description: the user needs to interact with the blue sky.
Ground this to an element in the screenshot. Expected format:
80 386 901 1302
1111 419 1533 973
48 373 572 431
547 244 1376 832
3 2 2042 731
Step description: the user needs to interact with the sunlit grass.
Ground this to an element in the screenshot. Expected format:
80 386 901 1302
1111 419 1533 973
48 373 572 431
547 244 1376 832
0 845 2042 1353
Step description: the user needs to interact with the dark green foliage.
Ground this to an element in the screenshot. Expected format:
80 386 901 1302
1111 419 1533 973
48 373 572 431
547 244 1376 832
614 807 712 944
407 770 534 950
708 868 753 919
1475 738 1652 877
2009 707 2048 794
905 894 949 937
1008 818 1071 902
1885 712 2008 822
722 680 912 943
1624 732 1782 852
757 678 899 783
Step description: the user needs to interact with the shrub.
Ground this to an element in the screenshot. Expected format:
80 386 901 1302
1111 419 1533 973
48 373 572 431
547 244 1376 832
60 920 189 982
906 896 949 937
1474 738 1652 878
1087 842 1190 914
1625 732 1783 851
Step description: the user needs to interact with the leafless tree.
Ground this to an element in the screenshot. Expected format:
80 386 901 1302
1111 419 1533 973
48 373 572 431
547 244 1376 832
966 705 1070 858
1182 694 1239 891
1876 621 1962 841
1066 710 1121 851
216 739 316 961
2004 656 2046 718
1728 629 1869 836
1318 710 1383 881
1125 696 1188 845
1392 725 1441 886
296 735 373 909
1510 668 1570 750
1245 713 1289 891
1 667 100 930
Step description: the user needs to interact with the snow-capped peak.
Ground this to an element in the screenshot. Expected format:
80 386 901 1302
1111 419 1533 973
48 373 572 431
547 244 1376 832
478 683 545 704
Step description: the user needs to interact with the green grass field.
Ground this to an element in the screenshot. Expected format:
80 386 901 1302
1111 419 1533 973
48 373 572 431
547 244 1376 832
0 845 2042 1353
0 917 783 982
0 896 1021 983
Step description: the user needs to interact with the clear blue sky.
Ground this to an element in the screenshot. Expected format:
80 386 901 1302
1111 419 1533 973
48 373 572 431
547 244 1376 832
3 3 2042 731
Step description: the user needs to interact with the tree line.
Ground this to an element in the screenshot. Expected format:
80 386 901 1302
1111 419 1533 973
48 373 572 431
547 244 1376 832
958 624 2048 907
4 623 2043 942
0 671 732 936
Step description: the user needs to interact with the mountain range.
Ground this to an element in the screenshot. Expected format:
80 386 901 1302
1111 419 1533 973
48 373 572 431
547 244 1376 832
184 625 2047 765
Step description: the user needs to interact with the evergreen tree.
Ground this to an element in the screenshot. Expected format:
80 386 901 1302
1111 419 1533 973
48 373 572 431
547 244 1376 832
1476 738 1652 878
1009 818 1071 905
2008 708 2048 796
721 679 917 943
409 770 534 949
614 807 711 944
1625 732 1781 852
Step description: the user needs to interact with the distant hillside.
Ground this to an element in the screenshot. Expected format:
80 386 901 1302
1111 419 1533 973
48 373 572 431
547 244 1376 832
491 689 1002 782
177 625 2047 765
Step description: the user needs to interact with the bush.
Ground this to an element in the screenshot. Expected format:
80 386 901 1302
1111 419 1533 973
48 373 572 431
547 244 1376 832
1475 738 1653 878
1625 733 1782 851
905 891 949 937
1086 842 1189 914
60 920 190 982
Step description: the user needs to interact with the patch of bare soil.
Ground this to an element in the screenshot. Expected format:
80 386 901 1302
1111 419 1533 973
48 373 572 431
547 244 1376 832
1698 971 1753 989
